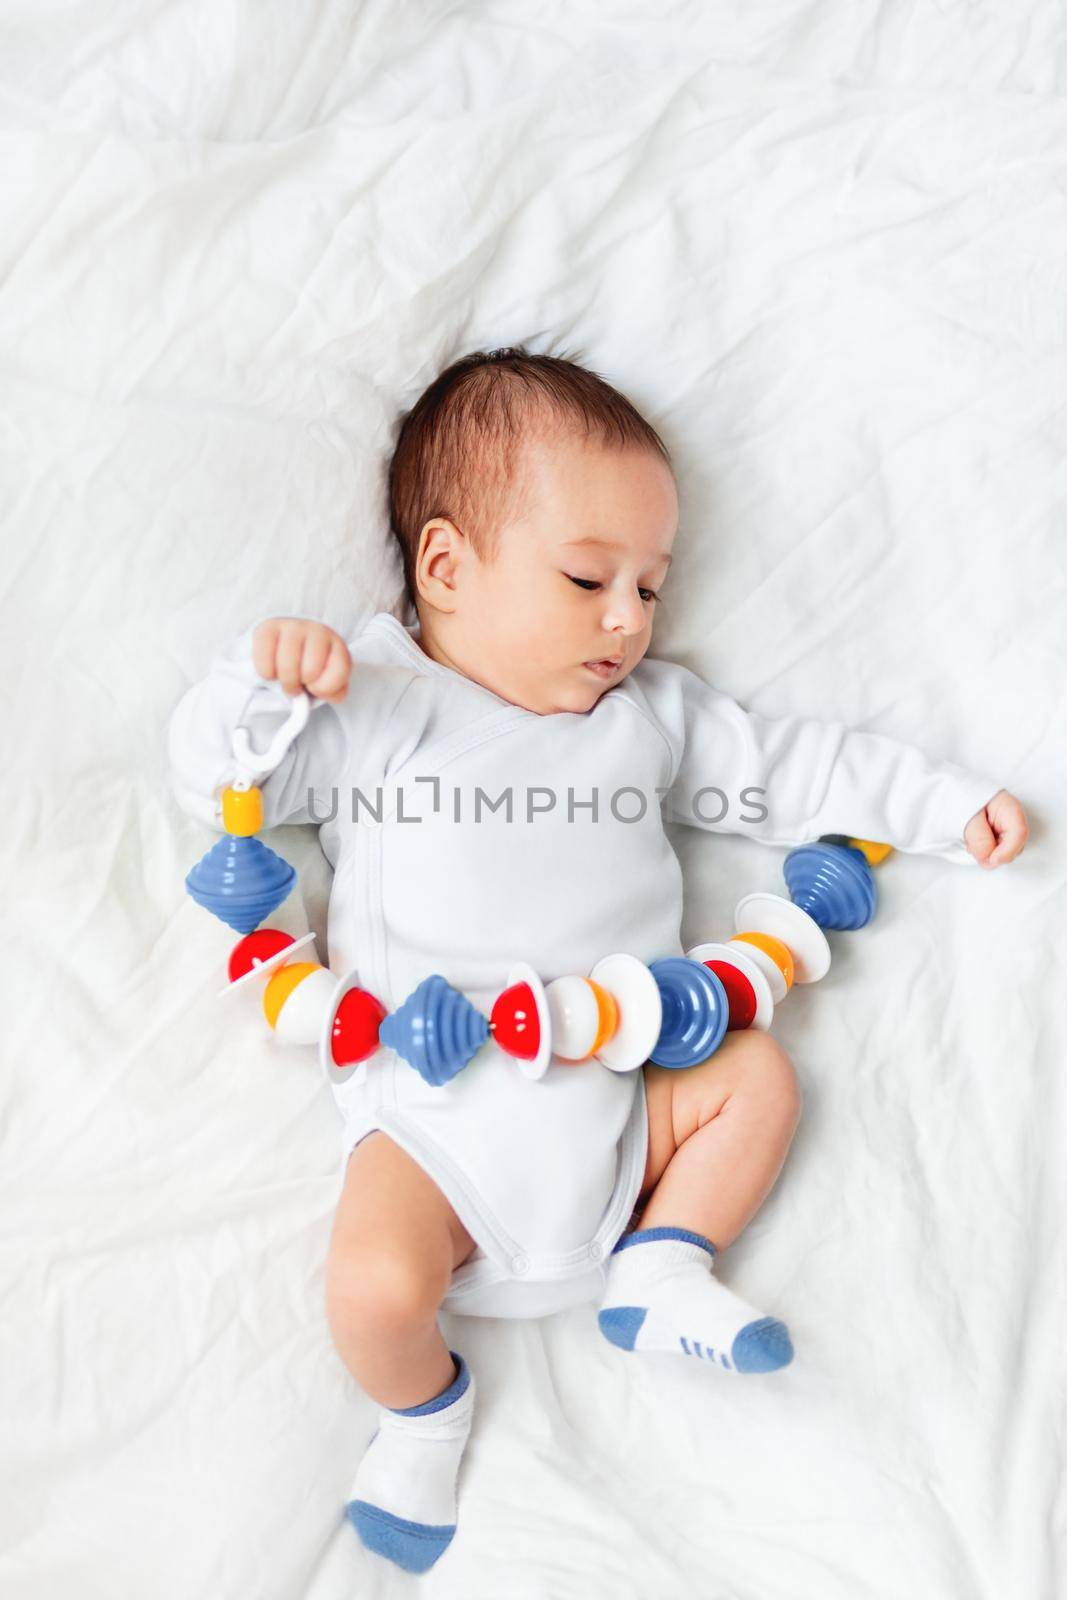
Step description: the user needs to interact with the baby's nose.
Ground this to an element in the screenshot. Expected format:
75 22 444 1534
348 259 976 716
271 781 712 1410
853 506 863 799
602 595 646 632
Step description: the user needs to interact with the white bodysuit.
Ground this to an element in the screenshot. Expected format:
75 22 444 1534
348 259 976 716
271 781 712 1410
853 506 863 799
167 608 1001 1319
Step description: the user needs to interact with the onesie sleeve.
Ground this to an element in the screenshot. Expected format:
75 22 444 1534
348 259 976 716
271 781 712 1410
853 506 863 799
165 611 372 832
635 657 1002 865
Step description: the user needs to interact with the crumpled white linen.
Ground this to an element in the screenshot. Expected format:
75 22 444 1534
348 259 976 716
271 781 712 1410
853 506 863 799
1 4 1065 1597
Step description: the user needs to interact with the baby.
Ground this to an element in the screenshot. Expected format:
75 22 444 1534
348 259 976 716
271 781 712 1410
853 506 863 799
167 347 1028 1576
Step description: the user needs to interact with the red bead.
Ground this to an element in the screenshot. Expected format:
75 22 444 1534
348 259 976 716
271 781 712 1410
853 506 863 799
227 928 294 983
706 959 757 1031
490 981 542 1061
331 987 388 1067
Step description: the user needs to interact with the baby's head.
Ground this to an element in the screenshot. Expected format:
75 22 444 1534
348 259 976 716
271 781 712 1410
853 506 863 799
387 347 677 715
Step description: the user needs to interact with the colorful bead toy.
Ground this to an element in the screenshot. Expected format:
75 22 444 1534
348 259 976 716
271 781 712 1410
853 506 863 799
185 695 310 933
184 695 887 1088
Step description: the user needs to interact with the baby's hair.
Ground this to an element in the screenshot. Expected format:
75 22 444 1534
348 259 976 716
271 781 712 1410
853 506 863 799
387 345 671 614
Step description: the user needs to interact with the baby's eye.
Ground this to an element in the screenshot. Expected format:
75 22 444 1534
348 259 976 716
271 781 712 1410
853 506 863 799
566 575 659 603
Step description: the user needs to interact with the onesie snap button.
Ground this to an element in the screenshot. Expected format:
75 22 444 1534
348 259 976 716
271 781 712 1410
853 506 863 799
511 1253 530 1275
588 1241 604 1262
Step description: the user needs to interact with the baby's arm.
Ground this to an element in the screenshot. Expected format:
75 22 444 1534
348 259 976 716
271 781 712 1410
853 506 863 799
166 615 355 832
637 658 1016 866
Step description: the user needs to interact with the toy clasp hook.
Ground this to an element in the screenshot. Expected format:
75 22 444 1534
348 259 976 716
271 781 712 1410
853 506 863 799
231 691 312 786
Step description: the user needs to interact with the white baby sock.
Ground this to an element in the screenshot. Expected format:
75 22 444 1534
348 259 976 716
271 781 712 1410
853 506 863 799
597 1225 793 1374
345 1351 475 1574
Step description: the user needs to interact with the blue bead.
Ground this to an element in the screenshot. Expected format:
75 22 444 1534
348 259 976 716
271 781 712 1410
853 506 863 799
647 957 729 1070
185 835 295 933
380 975 490 1086
783 843 877 930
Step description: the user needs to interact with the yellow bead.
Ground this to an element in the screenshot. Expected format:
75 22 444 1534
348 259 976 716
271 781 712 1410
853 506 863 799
847 838 893 867
222 785 264 837
263 962 321 1029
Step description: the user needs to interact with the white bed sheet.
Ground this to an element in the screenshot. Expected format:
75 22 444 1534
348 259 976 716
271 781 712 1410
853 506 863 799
2 4 1065 1596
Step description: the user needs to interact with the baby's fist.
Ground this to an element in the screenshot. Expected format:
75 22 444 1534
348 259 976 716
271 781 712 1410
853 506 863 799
252 618 351 703
964 789 1028 869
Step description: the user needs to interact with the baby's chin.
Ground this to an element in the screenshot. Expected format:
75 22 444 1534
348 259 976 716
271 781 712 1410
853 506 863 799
532 668 627 716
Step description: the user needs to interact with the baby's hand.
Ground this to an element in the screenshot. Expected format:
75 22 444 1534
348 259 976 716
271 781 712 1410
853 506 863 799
963 789 1028 869
252 618 351 703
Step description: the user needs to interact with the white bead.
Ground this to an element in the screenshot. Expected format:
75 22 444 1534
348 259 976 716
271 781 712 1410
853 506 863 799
733 892 832 984
545 975 599 1060
275 965 338 1044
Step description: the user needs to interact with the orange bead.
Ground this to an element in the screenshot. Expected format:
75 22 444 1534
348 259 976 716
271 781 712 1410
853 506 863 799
732 932 794 993
587 979 618 1055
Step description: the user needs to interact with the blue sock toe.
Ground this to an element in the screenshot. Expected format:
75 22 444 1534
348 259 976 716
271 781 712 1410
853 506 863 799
597 1305 647 1351
346 1500 456 1574
730 1317 794 1374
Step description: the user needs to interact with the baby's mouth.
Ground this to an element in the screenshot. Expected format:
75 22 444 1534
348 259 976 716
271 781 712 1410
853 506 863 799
582 657 623 678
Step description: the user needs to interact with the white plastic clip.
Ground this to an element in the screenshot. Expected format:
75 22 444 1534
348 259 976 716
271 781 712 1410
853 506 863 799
231 691 312 788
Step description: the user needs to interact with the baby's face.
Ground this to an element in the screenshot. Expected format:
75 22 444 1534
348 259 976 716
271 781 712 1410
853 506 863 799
417 431 678 715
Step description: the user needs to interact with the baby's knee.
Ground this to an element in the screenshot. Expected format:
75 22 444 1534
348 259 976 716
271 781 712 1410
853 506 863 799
325 1241 445 1340
745 1035 803 1130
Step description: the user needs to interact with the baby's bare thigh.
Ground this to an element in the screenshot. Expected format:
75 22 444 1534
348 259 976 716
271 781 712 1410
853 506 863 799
327 1130 477 1295
638 1030 799 1203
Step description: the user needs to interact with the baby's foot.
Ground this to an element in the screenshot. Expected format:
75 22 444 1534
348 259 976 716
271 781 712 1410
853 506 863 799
597 1226 793 1374
346 1351 474 1574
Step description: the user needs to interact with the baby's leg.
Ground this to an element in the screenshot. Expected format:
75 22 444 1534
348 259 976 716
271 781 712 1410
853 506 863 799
325 1132 478 1573
325 1129 476 1408
638 1028 802 1246
598 1031 802 1374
